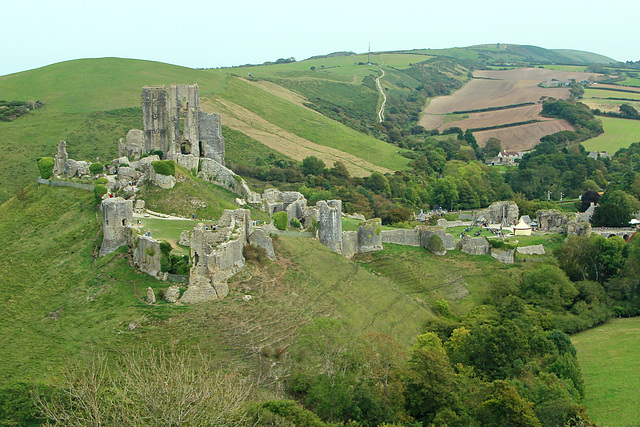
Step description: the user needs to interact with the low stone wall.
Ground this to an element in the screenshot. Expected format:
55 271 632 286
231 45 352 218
436 219 472 228
341 231 358 258
380 228 420 246
517 245 546 255
457 236 491 255
38 177 94 191
166 274 189 283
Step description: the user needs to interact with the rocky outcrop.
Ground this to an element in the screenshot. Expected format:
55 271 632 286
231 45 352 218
517 245 546 255
456 236 491 255
149 167 176 189
165 286 181 303
178 230 191 246
134 200 145 214
146 287 156 304
474 201 519 226
100 197 133 256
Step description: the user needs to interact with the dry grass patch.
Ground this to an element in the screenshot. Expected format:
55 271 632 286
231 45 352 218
201 97 391 177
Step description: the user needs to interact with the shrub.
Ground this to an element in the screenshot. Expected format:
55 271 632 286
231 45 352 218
151 160 175 176
159 240 172 256
428 234 445 255
290 217 301 229
38 157 55 179
95 177 108 185
243 244 269 265
89 162 104 175
272 211 288 230
150 150 163 159
94 184 107 204
256 400 326 427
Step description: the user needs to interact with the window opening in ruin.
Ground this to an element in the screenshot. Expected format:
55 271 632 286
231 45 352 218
122 219 127 226
194 253 199 265
199 141 204 157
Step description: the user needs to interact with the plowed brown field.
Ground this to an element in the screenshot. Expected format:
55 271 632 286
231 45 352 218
476 119 574 152
437 104 549 132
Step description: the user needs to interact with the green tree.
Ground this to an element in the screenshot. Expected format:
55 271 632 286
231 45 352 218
485 137 502 157
431 177 459 210
521 264 578 310
89 162 104 176
365 173 391 195
479 381 542 427
591 190 640 227
302 156 326 176
404 333 461 424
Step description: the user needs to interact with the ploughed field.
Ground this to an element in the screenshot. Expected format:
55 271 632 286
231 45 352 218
419 68 603 151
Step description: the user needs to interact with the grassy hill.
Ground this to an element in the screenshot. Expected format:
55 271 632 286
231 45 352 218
572 317 640 426
0 58 409 202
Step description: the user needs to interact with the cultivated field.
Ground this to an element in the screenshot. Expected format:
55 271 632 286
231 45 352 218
438 103 550 132
573 317 640 427
585 88 640 100
591 83 640 93
475 119 574 151
418 68 602 150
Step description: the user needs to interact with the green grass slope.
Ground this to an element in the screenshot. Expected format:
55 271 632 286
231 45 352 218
582 116 640 153
572 317 640 426
0 57 411 203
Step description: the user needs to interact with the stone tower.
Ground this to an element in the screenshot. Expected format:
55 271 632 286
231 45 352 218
317 200 343 253
141 86 168 154
99 197 133 256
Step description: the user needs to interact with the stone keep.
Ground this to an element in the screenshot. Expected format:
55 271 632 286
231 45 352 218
141 86 168 154
537 210 570 232
100 197 133 256
180 210 253 303
199 111 225 165
317 200 343 253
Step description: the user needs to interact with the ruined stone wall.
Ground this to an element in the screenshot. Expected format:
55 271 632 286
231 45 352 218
357 219 383 254
341 231 358 258
54 140 67 175
141 87 168 154
175 154 199 172
474 201 519 226
199 111 225 164
317 200 342 254
419 226 455 251
198 158 261 204
167 84 200 159
537 210 570 233
456 236 491 255
100 198 133 256
567 220 592 236
490 248 515 264
517 245 546 255
133 235 162 278
380 228 421 246
120 129 144 159
180 209 253 303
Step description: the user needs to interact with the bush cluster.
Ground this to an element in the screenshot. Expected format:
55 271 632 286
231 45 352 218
151 160 175 177
272 211 288 230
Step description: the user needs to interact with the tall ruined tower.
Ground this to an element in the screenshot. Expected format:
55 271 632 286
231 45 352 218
141 87 168 154
99 197 133 256
317 200 343 254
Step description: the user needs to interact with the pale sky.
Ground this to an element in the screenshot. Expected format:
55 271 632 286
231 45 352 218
2 0 638 76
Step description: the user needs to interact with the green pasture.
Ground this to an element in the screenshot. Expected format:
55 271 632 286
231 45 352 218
356 243 520 315
584 88 640 101
572 317 640 426
541 65 588 72
136 217 196 256
617 78 640 87
217 77 410 171
582 116 640 153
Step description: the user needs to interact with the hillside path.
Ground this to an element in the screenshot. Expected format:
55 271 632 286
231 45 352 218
376 67 386 122
201 97 391 177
